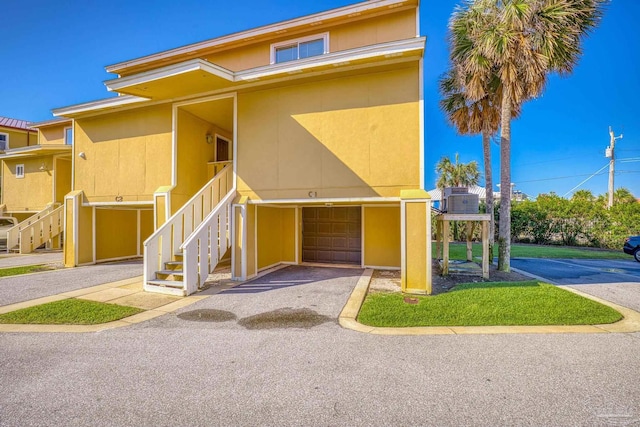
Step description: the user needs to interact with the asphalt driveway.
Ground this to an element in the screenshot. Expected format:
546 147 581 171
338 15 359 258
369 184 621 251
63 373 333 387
511 257 640 312
1 265 639 426
511 258 640 285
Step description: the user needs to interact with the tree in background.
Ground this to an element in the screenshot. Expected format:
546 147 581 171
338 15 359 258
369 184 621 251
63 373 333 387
448 0 606 271
436 153 480 240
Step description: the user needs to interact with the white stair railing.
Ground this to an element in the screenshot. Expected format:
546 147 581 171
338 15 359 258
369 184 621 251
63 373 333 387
7 204 59 252
181 189 234 294
18 205 64 254
144 164 234 293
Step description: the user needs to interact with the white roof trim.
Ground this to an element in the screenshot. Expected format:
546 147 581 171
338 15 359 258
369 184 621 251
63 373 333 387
105 59 235 93
105 0 413 74
52 95 150 117
29 118 72 128
0 144 71 159
237 37 424 81
248 197 401 205
105 38 424 93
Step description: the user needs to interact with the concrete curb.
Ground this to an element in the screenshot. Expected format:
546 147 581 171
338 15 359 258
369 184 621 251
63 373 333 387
338 270 640 335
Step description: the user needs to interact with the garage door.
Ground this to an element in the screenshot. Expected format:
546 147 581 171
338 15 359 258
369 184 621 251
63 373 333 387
302 207 361 264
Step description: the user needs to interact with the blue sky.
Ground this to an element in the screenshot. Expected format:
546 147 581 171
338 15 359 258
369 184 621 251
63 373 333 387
1 0 638 198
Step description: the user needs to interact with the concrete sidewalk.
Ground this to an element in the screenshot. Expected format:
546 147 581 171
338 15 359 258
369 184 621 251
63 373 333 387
0 250 63 268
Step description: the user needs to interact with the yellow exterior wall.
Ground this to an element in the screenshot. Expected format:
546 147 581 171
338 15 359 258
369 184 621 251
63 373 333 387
39 125 68 145
403 201 430 294
2 156 53 211
139 210 154 253
257 206 296 269
172 110 217 212
55 158 72 204
77 199 94 266
135 9 417 74
74 105 172 203
237 65 420 200
95 209 138 261
64 195 75 267
233 205 243 277
363 206 400 268
0 128 37 149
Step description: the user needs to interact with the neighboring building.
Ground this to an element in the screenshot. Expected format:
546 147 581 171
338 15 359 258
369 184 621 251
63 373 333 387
52 0 431 295
0 118 72 252
0 116 37 153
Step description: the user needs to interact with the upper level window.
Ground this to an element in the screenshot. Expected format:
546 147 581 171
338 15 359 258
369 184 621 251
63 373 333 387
16 164 24 178
271 33 329 64
64 127 73 145
0 133 8 151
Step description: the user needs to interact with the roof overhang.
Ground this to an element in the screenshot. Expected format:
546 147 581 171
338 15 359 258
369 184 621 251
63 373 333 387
52 95 150 119
106 0 419 76
104 37 425 99
0 144 72 159
29 118 73 129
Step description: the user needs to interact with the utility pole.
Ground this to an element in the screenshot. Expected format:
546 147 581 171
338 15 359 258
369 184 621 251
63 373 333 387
606 126 623 208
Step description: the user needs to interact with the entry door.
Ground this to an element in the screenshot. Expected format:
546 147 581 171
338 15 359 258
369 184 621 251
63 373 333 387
216 136 229 162
302 207 361 264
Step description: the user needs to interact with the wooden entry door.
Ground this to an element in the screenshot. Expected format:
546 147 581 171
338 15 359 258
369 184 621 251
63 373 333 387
302 207 361 264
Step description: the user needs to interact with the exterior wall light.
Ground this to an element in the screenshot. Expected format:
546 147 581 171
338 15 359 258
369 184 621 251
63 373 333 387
206 133 214 144
78 152 86 159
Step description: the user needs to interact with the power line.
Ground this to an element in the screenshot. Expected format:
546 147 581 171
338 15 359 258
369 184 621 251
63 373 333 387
516 171 608 184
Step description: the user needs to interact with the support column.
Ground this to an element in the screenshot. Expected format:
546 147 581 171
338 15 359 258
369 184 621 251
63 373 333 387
400 189 432 295
231 197 256 281
63 190 94 267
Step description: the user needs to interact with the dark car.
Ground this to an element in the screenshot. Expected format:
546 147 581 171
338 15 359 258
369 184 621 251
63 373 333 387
623 235 640 262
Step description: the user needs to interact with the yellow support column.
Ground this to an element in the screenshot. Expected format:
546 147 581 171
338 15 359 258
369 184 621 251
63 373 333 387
63 190 94 267
400 189 432 295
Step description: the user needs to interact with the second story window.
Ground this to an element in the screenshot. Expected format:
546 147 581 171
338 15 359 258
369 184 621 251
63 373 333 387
64 127 73 145
0 133 8 151
271 33 329 64
16 164 24 178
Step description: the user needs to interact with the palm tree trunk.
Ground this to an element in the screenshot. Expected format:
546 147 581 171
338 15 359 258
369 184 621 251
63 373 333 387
498 92 512 272
482 130 494 263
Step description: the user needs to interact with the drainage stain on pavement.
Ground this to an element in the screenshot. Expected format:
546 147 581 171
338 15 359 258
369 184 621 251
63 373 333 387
238 308 332 330
177 309 237 322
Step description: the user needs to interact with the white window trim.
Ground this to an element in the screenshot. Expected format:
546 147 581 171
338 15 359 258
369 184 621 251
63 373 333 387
270 32 329 65
0 132 8 150
64 126 73 145
16 164 25 178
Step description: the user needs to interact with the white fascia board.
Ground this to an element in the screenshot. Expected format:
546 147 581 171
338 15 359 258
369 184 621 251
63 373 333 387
0 145 71 159
105 0 413 74
248 197 401 205
237 37 425 81
52 95 150 118
29 118 72 129
105 59 235 92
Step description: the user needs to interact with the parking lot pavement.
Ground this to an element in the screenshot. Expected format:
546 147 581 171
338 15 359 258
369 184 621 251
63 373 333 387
511 258 640 285
0 259 143 307
0 250 63 268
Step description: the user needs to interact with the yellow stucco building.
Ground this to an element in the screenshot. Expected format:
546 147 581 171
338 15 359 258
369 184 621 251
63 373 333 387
0 117 71 252
52 0 432 295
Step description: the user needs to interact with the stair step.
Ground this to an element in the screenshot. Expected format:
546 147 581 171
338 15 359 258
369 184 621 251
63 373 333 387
147 279 184 289
157 269 184 277
165 261 183 267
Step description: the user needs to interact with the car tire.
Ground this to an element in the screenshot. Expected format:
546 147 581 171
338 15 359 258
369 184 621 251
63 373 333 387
635 248 640 263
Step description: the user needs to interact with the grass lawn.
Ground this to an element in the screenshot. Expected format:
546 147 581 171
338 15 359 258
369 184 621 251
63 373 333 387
439 243 628 261
0 299 143 325
358 281 622 327
0 264 54 278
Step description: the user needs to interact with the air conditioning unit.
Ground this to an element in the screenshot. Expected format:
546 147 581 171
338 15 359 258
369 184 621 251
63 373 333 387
441 187 479 214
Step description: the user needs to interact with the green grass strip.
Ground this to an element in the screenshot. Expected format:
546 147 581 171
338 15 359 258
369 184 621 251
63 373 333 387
358 281 622 327
439 243 628 260
0 299 144 325
0 265 52 278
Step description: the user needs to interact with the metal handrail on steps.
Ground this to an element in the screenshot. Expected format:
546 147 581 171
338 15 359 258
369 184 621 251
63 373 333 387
144 164 234 294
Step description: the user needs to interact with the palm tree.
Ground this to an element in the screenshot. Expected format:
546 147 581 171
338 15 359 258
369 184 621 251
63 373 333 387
439 68 507 256
436 153 480 190
448 0 606 271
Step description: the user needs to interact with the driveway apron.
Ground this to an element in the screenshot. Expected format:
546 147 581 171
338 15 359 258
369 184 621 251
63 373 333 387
155 265 364 330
